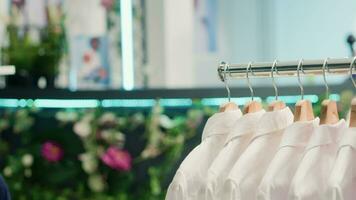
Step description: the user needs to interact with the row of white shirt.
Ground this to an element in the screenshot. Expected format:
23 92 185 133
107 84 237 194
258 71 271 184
166 107 356 200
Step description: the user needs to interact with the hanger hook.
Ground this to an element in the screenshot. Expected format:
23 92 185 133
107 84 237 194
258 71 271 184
222 62 231 102
271 60 279 101
350 56 356 88
246 62 254 101
322 58 330 98
297 59 304 100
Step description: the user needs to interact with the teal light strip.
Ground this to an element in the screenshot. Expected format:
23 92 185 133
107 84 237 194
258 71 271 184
33 99 100 108
101 99 155 108
159 98 193 107
265 95 319 104
0 95 340 109
201 97 262 106
0 98 19 108
18 99 27 107
329 94 340 101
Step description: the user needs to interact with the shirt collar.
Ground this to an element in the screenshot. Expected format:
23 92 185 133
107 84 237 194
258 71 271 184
254 107 294 137
225 109 266 142
202 109 243 140
338 127 356 149
306 119 347 150
279 118 320 148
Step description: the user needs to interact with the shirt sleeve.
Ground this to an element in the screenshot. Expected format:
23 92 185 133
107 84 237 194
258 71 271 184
221 180 241 200
204 182 215 200
166 183 184 200
165 171 186 200
325 183 344 200
257 187 271 200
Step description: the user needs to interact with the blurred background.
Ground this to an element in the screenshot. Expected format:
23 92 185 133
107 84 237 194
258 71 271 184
0 0 356 199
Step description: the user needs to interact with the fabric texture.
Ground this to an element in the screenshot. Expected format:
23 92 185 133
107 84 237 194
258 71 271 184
165 109 243 200
204 110 266 200
257 118 320 200
223 107 294 200
326 127 356 200
0 175 11 200
288 120 347 200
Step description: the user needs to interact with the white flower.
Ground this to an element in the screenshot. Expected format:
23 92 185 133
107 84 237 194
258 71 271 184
79 153 98 174
3 166 12 177
101 130 125 146
22 154 34 167
114 131 125 142
132 113 144 124
99 112 116 124
101 130 111 140
73 121 91 138
88 174 105 192
159 115 174 129
82 112 95 122
55 111 78 123
24 169 32 177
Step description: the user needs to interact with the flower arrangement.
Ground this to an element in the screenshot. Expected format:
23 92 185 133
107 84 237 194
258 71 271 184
0 102 206 199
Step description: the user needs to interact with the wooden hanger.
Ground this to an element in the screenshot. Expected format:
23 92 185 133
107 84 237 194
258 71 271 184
220 102 239 112
268 100 286 111
244 101 262 113
320 58 339 125
294 59 315 122
320 99 339 124
244 62 263 114
294 99 314 122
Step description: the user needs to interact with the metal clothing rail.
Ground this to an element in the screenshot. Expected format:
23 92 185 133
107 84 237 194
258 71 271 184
217 57 355 81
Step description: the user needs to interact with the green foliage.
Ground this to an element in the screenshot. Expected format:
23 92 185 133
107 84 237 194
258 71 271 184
2 25 65 76
0 103 206 199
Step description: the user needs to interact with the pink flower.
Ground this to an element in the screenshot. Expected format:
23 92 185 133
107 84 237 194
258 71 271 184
101 147 132 171
41 141 64 163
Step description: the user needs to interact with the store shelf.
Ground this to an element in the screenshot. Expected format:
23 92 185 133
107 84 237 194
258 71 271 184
0 81 352 99
0 81 352 108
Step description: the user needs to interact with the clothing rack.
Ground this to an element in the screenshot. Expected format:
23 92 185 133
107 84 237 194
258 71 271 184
218 57 355 81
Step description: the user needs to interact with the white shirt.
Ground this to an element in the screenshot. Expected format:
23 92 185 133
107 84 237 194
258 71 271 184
223 107 294 200
257 118 320 200
326 128 356 200
288 120 347 200
165 109 243 200
204 110 266 200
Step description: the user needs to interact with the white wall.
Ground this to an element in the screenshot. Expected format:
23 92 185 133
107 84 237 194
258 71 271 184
194 0 267 88
145 0 166 88
145 0 194 88
194 0 356 88
164 0 195 88
145 0 356 88
273 0 356 60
